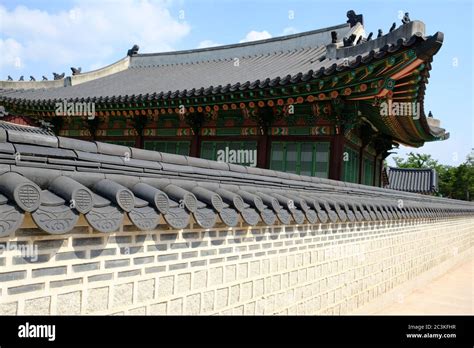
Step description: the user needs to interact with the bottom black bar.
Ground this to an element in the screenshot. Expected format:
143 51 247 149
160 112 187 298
0 315 472 346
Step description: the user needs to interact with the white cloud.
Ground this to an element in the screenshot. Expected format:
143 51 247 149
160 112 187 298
0 0 190 79
0 38 24 73
282 27 298 35
197 40 221 49
239 30 272 43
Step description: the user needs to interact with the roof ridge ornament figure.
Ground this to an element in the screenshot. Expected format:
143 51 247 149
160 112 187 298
428 111 433 118
7 75 13 81
366 32 373 41
38 119 53 131
127 44 139 56
53 72 65 80
30 76 36 81
19 76 24 81
402 12 411 24
331 31 338 43
389 22 396 32
343 34 356 47
42 76 48 81
346 10 363 28
377 29 383 38
71 67 82 75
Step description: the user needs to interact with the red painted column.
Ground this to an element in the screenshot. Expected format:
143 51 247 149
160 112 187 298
329 127 344 181
257 130 269 168
135 131 144 149
358 146 364 185
189 132 200 158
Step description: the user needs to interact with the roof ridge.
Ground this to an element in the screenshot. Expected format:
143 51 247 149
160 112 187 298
135 23 350 59
389 166 435 172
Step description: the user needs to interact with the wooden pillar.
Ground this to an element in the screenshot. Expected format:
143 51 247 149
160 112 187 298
190 132 201 158
377 157 383 187
256 106 273 169
186 112 204 158
372 156 378 186
329 127 344 181
358 146 365 184
135 131 144 149
132 115 148 149
257 132 269 168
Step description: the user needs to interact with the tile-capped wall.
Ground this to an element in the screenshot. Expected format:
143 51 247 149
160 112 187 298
0 217 472 315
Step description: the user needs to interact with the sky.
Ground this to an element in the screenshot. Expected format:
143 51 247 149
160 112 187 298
0 0 472 166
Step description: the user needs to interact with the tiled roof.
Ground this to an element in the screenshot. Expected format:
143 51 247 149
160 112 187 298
0 122 472 236
0 21 440 103
0 20 448 147
387 167 438 193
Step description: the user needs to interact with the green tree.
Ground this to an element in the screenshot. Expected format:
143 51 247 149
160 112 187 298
450 163 474 200
437 165 455 198
393 152 441 170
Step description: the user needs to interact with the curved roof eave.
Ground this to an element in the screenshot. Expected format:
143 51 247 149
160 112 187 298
0 21 431 103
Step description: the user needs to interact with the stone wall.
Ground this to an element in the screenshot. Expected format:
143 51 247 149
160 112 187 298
0 215 472 315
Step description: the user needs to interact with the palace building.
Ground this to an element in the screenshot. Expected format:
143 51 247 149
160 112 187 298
0 12 448 186
0 11 472 317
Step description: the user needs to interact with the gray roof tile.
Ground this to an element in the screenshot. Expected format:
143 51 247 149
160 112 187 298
130 147 162 162
387 167 438 193
14 143 76 158
58 136 98 153
96 141 130 157
0 128 6 142
0 123 471 237
0 21 443 112
0 142 15 154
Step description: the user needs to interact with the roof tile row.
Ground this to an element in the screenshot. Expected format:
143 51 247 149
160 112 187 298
0 27 438 105
0 121 472 237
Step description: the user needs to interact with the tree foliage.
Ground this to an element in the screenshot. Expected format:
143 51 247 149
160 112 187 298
392 151 474 201
393 152 441 170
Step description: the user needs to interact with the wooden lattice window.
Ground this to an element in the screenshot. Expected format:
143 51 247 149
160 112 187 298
144 141 190 156
342 146 359 183
363 156 374 186
270 142 330 178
